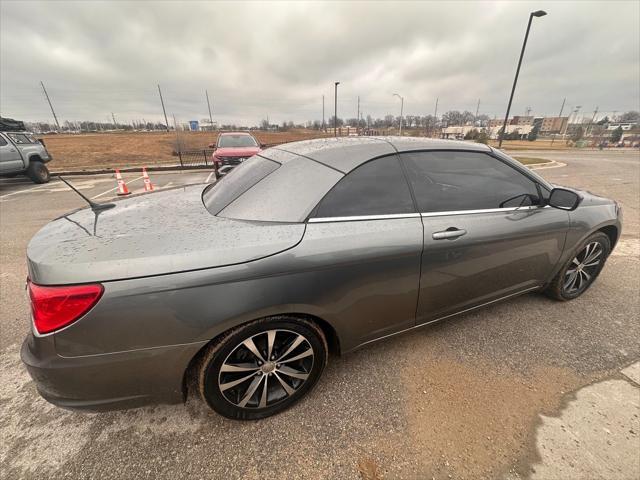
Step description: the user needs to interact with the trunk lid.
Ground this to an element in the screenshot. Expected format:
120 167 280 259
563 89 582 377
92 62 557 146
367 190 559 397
27 185 304 285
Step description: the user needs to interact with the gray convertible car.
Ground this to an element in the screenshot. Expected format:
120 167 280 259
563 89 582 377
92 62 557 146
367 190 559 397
22 137 622 419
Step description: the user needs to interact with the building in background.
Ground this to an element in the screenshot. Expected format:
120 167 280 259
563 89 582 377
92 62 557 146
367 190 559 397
540 116 569 134
510 116 534 126
486 124 533 140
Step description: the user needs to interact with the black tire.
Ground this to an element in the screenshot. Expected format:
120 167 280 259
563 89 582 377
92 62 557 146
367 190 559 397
545 231 610 301
27 162 50 184
198 316 327 420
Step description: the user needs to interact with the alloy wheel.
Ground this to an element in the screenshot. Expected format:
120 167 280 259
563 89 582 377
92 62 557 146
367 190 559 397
218 329 314 409
563 241 603 294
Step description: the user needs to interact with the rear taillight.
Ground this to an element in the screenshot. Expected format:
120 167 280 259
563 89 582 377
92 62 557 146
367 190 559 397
27 280 104 334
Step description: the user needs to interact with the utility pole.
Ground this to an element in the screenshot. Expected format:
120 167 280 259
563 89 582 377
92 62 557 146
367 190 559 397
111 112 117 128
334 82 340 137
322 95 325 132
393 93 404 136
158 84 170 131
206 90 214 131
525 106 532 117
562 105 581 141
40 81 61 131
357 96 360 129
586 106 599 137
551 97 566 145
172 114 181 152
430 97 439 138
475 99 481 124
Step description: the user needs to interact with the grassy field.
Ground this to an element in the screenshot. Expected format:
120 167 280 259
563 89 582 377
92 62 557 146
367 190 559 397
40 129 564 172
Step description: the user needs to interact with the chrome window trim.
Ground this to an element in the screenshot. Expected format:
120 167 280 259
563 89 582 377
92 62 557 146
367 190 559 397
309 213 420 223
308 206 548 223
421 205 547 218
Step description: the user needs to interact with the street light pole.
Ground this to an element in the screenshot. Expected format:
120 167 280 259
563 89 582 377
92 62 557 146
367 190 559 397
393 93 404 136
498 10 547 148
334 82 340 136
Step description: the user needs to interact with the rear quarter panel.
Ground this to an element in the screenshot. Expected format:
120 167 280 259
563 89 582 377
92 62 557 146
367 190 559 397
54 218 423 357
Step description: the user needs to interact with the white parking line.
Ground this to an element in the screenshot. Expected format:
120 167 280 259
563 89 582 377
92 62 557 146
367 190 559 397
205 171 216 183
0 182 55 200
91 176 144 199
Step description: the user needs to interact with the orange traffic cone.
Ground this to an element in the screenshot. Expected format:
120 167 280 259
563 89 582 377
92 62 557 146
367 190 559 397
115 169 130 196
142 167 154 192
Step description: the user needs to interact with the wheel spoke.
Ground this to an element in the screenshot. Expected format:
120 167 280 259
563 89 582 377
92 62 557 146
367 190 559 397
238 375 264 408
273 372 295 396
581 269 591 281
279 346 314 364
564 270 578 291
583 260 600 268
584 247 602 265
220 363 259 373
220 371 258 392
259 374 269 408
242 337 266 363
572 257 580 266
266 330 276 360
278 365 309 380
276 334 305 362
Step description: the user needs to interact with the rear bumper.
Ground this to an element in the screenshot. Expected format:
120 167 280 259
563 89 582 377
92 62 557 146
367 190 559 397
21 334 206 412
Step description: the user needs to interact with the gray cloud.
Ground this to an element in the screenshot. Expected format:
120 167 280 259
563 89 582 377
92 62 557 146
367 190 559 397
1 0 638 126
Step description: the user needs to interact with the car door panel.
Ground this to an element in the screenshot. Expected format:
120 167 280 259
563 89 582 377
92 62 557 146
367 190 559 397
417 207 569 324
301 217 423 345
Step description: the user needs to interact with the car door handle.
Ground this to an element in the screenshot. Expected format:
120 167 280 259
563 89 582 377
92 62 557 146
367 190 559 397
432 228 467 240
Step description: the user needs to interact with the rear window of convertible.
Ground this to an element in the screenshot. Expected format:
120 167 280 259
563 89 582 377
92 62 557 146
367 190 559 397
202 153 343 222
203 156 280 215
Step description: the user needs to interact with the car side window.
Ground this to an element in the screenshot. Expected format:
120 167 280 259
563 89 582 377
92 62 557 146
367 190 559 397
0 135 7 146
312 154 415 218
400 151 541 213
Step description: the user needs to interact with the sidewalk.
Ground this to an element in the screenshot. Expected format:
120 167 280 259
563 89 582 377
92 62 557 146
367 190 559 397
509 361 640 479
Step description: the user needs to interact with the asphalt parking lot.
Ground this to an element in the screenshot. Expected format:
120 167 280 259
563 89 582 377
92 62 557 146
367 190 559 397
1 151 639 479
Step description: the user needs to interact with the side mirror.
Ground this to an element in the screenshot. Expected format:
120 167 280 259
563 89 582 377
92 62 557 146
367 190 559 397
208 143 216 149
548 188 581 211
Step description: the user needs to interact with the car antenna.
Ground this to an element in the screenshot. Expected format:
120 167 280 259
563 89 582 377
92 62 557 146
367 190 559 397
57 176 116 212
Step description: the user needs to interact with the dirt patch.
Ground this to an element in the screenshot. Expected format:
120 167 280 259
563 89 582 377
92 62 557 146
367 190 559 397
40 130 332 171
358 456 384 480
385 340 592 479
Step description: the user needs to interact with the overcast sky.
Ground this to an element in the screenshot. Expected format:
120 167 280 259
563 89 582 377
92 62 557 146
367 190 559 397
1 0 638 126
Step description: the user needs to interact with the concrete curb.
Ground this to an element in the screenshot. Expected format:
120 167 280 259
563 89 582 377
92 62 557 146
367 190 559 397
527 160 567 170
50 164 212 176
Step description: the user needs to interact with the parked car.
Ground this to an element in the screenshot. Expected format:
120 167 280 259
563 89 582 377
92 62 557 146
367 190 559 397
210 132 262 177
0 130 52 183
22 137 621 420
